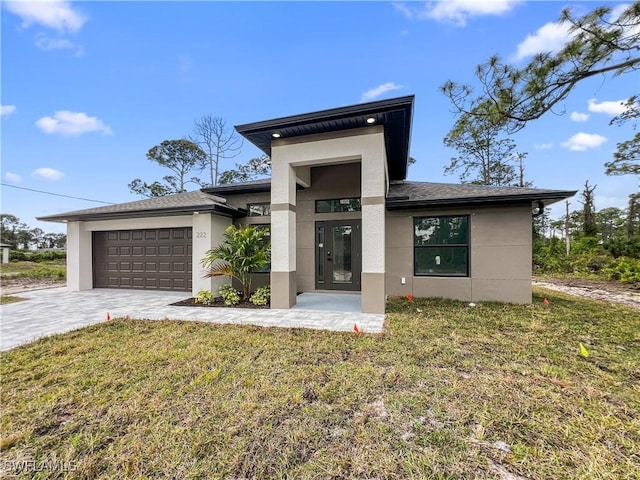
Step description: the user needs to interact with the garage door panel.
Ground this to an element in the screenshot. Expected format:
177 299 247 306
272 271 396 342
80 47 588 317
93 228 192 291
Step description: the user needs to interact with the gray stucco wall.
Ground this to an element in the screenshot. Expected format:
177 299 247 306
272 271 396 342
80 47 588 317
385 204 533 304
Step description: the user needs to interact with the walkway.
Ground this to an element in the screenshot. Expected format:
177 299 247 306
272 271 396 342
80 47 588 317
1 288 385 351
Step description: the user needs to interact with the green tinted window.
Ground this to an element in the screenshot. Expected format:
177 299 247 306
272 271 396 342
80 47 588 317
414 216 469 276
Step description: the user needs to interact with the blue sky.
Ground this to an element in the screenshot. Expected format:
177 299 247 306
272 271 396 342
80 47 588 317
1 1 637 235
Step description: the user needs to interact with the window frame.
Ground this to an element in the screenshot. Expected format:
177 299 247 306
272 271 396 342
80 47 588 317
247 203 271 217
413 215 470 277
315 198 362 214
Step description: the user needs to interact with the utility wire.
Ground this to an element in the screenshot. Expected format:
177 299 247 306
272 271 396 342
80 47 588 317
1 183 115 205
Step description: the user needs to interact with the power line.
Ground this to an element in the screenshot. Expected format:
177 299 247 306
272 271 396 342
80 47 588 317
1 183 115 204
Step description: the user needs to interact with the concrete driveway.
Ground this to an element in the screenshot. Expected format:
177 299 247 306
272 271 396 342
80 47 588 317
1 288 385 351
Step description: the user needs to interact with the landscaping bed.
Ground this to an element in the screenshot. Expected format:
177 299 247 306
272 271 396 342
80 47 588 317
170 297 268 309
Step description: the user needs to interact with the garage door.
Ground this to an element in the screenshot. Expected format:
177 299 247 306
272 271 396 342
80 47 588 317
93 228 192 291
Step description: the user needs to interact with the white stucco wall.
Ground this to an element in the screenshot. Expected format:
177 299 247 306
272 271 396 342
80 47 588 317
192 213 232 295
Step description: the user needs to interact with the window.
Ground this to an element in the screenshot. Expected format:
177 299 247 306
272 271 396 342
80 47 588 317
248 203 271 216
414 216 469 276
315 198 361 213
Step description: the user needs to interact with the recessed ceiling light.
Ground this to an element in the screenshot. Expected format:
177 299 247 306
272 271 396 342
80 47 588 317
272 132 281 138
366 117 376 124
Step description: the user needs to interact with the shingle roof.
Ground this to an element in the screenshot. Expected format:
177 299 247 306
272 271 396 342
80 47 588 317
387 181 576 209
37 190 243 222
202 178 271 195
37 180 577 223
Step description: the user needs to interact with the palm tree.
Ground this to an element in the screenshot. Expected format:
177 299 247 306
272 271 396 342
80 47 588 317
202 225 270 299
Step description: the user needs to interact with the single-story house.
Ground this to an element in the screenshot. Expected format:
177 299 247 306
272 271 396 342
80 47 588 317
39 95 575 314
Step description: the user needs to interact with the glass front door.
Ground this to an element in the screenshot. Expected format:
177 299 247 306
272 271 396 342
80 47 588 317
316 220 361 291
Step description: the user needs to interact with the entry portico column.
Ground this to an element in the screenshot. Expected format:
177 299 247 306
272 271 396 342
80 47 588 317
270 157 297 308
360 134 387 314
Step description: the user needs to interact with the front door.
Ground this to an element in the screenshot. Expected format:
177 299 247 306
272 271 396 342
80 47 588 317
315 220 361 291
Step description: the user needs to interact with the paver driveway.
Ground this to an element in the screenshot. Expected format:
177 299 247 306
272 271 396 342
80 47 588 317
0 288 385 351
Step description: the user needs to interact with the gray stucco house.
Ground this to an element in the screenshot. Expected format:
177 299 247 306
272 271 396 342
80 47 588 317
39 96 575 314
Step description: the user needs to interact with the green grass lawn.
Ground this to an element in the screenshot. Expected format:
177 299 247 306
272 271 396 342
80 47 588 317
1 288 638 479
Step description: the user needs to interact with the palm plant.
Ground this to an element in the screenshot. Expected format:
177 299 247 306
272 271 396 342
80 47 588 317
202 225 270 299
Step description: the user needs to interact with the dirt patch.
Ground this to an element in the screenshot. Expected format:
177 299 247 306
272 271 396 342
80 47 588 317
170 297 269 309
0 277 65 295
533 277 640 310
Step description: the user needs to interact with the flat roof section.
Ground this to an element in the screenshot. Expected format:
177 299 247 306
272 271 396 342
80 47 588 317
235 95 414 181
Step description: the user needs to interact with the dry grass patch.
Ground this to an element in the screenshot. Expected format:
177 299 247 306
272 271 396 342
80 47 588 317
0 296 26 305
1 288 638 479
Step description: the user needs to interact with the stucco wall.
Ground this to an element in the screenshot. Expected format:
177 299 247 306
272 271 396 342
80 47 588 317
385 204 533 304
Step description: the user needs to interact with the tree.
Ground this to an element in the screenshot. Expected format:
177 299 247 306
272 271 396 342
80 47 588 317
441 3 639 135
443 101 517 186
219 155 271 185
191 115 243 186
580 181 598 237
1 214 29 249
202 225 271 299
606 96 640 177
129 139 207 197
596 207 626 242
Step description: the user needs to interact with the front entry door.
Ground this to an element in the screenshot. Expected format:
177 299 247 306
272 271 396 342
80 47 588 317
315 220 361 291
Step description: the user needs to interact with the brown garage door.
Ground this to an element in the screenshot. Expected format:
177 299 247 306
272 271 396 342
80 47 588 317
93 228 192 291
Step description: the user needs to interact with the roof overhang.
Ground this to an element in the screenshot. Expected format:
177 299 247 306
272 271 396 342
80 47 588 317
386 191 577 210
37 203 243 223
235 95 414 181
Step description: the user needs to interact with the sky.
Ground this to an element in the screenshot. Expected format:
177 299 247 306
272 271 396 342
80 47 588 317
1 0 638 235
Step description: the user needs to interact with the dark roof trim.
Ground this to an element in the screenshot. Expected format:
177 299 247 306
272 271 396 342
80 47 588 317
37 203 243 223
202 182 272 195
235 95 415 132
386 191 577 210
235 95 414 181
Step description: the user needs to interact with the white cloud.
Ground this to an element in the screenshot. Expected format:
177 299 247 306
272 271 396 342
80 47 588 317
3 0 86 33
1 105 16 116
32 168 65 181
35 33 84 56
561 132 607 151
35 110 114 136
570 112 589 122
533 142 554 150
394 0 520 27
587 98 628 116
4 172 22 183
361 82 403 102
513 22 572 61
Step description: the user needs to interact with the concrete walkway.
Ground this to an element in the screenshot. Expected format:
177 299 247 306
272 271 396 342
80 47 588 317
0 288 385 351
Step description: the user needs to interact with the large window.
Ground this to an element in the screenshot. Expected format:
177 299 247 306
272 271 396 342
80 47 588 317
414 216 469 276
315 198 361 213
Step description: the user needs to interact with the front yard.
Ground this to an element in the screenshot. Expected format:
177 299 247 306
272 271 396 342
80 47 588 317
1 289 638 479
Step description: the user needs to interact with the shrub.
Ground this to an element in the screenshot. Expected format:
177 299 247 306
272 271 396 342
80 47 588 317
195 290 215 305
219 284 241 306
202 225 270 299
9 250 66 262
603 257 640 284
250 285 270 306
